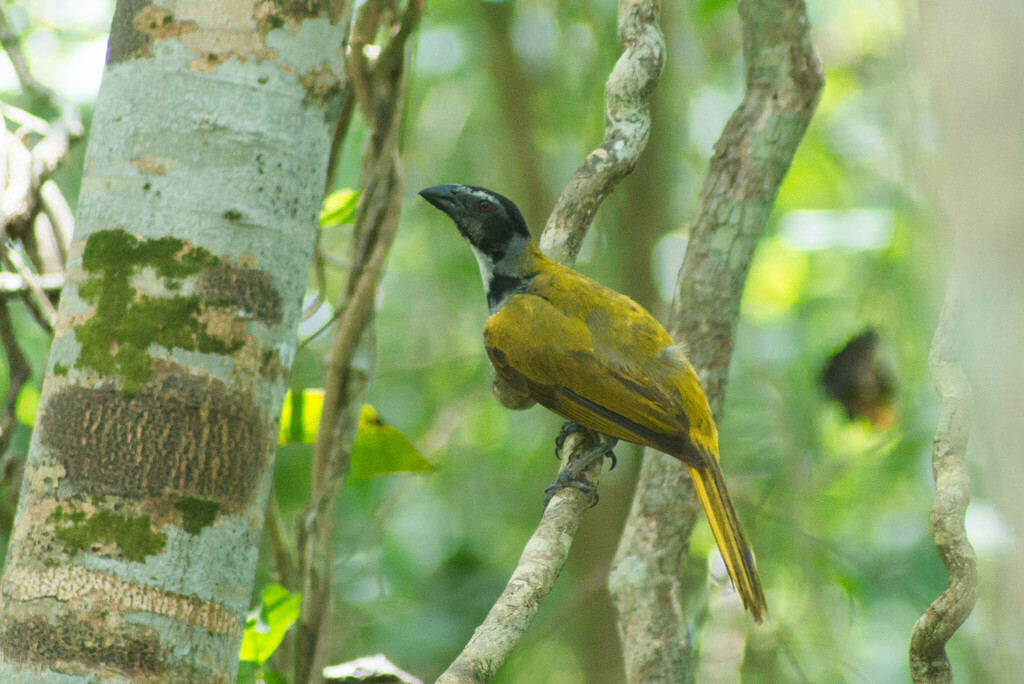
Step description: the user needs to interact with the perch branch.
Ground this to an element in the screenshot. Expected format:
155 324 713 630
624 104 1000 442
438 0 664 680
435 432 604 684
908 277 977 683
609 0 822 681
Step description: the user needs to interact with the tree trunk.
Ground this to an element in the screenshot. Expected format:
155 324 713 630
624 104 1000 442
0 2 347 681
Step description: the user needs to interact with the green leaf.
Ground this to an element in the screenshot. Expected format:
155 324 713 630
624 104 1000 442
239 584 302 665
235 660 257 684
319 189 360 228
14 384 39 426
259 671 288 684
350 405 434 479
278 395 432 477
278 389 324 445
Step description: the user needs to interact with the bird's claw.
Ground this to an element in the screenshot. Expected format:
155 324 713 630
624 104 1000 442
554 421 586 458
543 473 598 510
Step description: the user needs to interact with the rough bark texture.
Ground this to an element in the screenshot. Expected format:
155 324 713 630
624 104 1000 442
908 279 977 683
608 1 822 681
0 2 347 680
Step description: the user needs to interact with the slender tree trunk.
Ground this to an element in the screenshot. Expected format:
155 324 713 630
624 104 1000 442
0 2 348 681
609 1 822 681
917 2 1024 680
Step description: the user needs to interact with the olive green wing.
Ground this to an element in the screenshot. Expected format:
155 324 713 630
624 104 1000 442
484 294 704 464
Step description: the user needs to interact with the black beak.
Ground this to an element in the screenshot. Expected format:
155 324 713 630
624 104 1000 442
419 185 460 213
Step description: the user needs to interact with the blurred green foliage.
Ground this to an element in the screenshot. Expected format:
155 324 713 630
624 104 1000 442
239 584 302 683
1 0 1003 682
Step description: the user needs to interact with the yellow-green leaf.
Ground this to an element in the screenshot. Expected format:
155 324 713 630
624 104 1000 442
278 395 431 477
351 405 433 478
319 189 360 228
14 385 40 426
239 585 301 665
278 389 324 445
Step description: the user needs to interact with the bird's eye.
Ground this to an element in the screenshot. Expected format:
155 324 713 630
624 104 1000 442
478 200 492 212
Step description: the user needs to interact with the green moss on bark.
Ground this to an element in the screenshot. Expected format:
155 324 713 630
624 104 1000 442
75 229 251 392
49 508 167 562
173 496 220 534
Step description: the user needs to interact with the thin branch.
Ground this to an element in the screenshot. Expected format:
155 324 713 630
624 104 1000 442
490 0 665 410
266 486 295 588
0 11 60 101
0 11 83 241
0 6 80 325
323 87 356 196
40 180 73 265
538 0 665 265
609 0 822 680
435 432 604 684
909 277 977 683
294 3 421 681
0 272 63 297
3 244 56 330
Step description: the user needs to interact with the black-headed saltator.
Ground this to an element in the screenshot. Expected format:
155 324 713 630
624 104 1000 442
420 184 767 623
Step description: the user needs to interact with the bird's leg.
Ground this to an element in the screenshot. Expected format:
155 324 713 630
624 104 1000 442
554 421 586 458
544 434 618 509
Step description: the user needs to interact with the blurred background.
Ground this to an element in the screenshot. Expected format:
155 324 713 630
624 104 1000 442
2 0 1022 681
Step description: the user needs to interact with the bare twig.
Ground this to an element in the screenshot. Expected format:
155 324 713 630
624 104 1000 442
3 244 57 330
0 272 63 297
609 0 822 680
538 0 664 264
294 4 422 682
909 278 977 683
324 87 356 196
266 486 295 588
0 6 80 385
0 11 59 101
0 11 83 244
491 0 665 410
40 180 73 265
435 432 604 684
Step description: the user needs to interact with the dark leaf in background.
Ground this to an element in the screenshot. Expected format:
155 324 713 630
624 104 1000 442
822 328 897 428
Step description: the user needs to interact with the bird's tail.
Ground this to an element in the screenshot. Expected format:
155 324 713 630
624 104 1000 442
689 462 768 623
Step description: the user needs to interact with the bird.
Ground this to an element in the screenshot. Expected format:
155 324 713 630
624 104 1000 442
822 328 897 429
419 183 767 623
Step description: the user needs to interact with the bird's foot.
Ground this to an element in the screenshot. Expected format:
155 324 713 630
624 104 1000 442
554 421 586 458
605 448 617 471
543 435 618 510
543 470 598 510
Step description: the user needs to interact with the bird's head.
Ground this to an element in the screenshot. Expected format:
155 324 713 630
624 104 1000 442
419 184 531 264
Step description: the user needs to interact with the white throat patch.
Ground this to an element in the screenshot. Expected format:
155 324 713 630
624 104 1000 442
472 248 495 285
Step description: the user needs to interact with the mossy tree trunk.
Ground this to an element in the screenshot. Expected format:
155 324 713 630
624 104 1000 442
0 1 348 681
